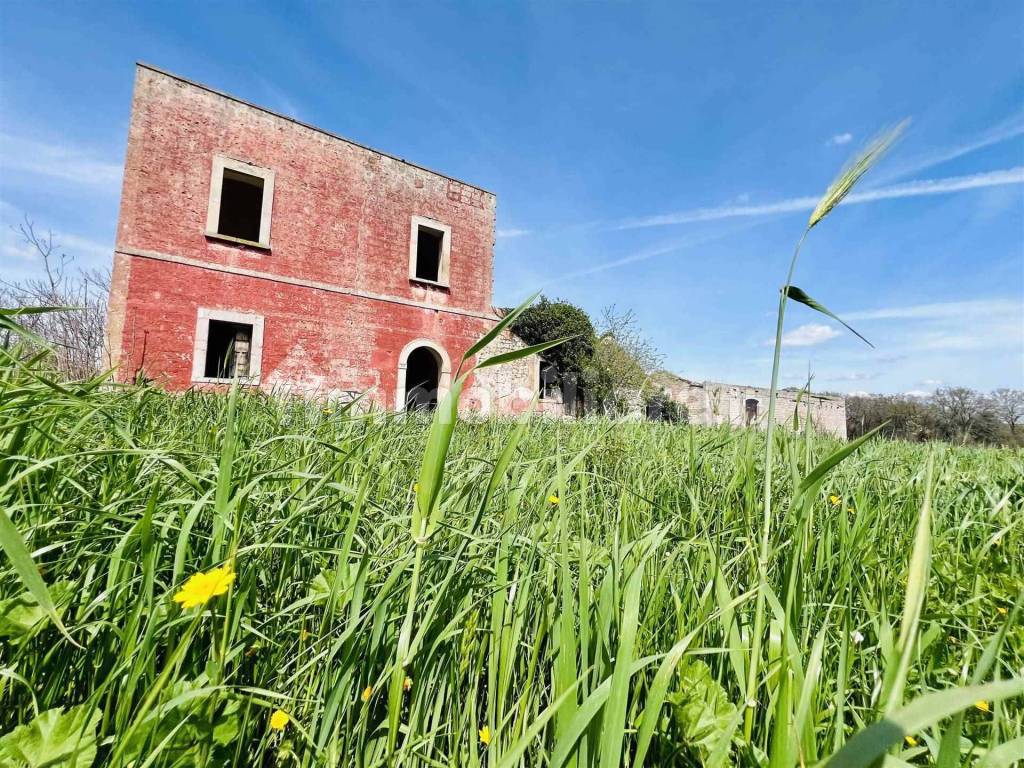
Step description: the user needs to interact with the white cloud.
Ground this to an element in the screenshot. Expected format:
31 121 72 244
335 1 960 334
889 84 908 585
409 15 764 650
848 390 871 397
496 228 531 239
772 323 841 347
615 167 1024 230
921 378 943 386
0 133 122 190
904 389 931 398
827 132 853 146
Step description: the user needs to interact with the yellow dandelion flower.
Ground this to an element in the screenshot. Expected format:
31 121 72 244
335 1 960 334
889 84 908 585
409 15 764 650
479 725 491 745
172 565 235 609
975 700 990 713
996 606 1008 616
361 685 373 703
413 483 419 492
403 676 413 692
322 408 333 415
905 735 918 747
270 709 290 730
829 495 841 506
548 494 560 505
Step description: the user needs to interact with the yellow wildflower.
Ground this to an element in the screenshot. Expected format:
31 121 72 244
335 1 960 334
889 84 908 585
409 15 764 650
905 735 918 747
829 495 841 506
975 700 990 713
361 685 373 703
322 408 333 415
173 565 235 609
996 606 1008 616
548 494 560 505
479 725 491 745
300 629 310 641
270 709 290 730
413 483 419 492
403 676 413 692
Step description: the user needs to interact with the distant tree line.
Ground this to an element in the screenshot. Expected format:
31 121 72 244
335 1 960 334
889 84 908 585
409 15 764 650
846 387 1023 447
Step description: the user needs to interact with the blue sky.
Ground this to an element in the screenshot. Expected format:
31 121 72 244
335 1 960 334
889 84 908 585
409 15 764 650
1 2 1022 394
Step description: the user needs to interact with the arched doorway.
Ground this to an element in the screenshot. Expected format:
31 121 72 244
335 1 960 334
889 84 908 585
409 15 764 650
396 340 451 412
405 347 440 411
745 398 759 426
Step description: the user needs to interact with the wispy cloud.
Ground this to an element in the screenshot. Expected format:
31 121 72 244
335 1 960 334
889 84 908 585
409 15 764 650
615 167 1024 230
844 297 1021 321
0 201 112 267
821 371 880 382
878 113 1024 183
827 132 853 146
0 133 122 190
496 228 532 239
772 323 841 347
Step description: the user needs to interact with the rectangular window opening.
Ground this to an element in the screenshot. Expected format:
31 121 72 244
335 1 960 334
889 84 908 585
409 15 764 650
414 225 444 282
204 319 253 379
539 361 560 401
217 168 265 242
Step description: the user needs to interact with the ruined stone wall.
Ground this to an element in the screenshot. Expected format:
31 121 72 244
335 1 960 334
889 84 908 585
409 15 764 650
654 373 847 438
467 328 543 415
107 64 535 412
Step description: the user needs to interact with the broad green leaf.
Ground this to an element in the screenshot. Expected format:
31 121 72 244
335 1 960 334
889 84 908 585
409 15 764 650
549 656 661 768
461 290 540 365
785 286 873 347
475 336 573 371
412 372 466 541
0 582 73 642
599 529 668 768
880 455 933 714
0 703 100 768
633 630 700 767
825 677 1024 768
666 659 740 764
0 510 78 647
977 736 1024 768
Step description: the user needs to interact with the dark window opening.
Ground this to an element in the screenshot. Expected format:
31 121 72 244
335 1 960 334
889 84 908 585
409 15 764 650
539 361 560 400
204 320 253 379
414 226 444 282
745 398 759 425
217 168 264 242
405 347 440 411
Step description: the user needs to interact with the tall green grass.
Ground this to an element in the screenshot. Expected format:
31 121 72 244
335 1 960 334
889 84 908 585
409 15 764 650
0 340 1021 766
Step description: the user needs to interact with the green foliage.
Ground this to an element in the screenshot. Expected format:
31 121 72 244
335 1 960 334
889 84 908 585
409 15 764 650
644 388 687 423
0 336 1022 766
0 704 100 768
509 296 595 379
666 659 741 764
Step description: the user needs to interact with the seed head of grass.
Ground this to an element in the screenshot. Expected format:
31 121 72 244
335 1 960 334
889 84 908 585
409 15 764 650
808 119 909 230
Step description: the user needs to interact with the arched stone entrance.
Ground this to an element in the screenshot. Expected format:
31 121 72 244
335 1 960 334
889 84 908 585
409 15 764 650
395 339 452 412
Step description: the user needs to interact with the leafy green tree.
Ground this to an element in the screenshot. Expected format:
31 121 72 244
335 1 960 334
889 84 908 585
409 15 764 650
509 297 595 383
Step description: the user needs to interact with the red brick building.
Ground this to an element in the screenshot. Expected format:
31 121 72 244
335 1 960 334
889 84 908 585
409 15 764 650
107 64 539 414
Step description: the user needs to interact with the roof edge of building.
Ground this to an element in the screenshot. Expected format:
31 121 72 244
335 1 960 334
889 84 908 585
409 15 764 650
135 61 496 197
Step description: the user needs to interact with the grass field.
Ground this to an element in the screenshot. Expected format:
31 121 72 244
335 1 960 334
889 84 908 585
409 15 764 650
0 346 1021 768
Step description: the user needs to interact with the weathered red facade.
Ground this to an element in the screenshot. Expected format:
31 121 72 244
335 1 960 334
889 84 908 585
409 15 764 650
108 64 536 413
